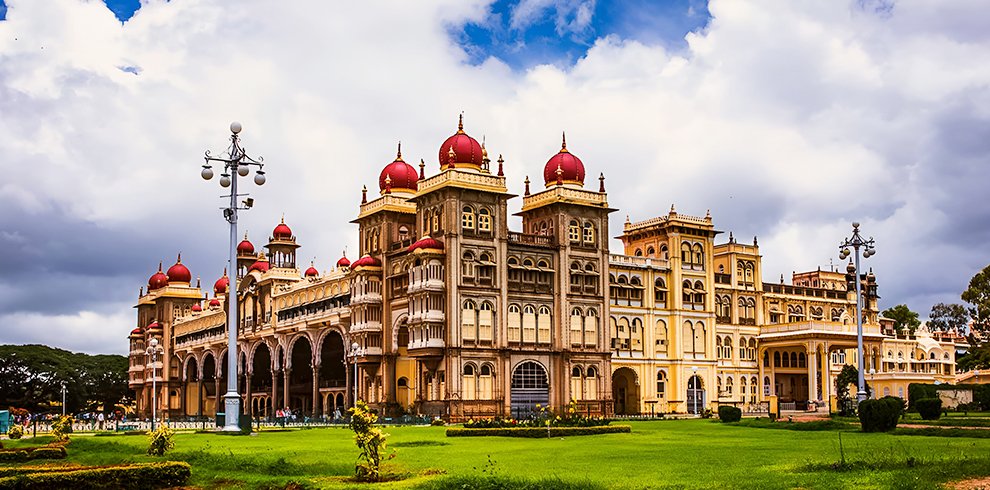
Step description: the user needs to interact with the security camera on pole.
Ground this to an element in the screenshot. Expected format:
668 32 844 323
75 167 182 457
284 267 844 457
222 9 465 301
201 122 267 432
838 222 876 405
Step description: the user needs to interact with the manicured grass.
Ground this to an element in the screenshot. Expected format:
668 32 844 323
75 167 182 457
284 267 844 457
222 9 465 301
5 420 990 489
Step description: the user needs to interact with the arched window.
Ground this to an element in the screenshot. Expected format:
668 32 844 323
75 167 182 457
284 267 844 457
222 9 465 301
522 305 537 343
568 220 580 243
726 376 733 396
479 301 494 342
635 248 643 257
570 365 584 400
655 320 668 354
461 300 477 342
570 307 584 347
463 363 477 400
692 243 704 267
654 278 667 305
693 281 705 306
680 242 692 262
462 251 475 280
584 308 598 347
508 304 522 342
583 222 595 244
478 208 491 232
646 246 655 257
659 244 669 260
462 206 475 230
656 371 667 398
584 366 598 399
739 337 747 359
538 305 552 344
774 351 782 367
479 363 494 400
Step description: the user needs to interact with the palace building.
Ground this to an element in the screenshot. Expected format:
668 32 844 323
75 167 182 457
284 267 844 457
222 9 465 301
127 116 958 421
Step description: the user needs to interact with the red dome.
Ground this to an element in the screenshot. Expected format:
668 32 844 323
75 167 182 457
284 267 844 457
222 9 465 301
408 235 444 253
147 321 162 330
148 263 168 291
336 254 351 268
305 265 319 277
438 115 483 167
130 327 143 336
191 303 202 312
273 218 292 240
213 270 229 295
209 298 221 308
237 236 255 254
351 255 382 268
379 143 419 193
166 254 192 283
249 260 271 273
543 134 585 186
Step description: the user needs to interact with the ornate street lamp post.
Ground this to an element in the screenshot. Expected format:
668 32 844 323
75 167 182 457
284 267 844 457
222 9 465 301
839 222 876 404
350 342 360 407
60 383 67 416
201 122 267 432
147 337 164 430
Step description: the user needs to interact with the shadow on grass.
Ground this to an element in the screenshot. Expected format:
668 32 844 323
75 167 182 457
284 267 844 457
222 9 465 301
414 474 605 490
392 440 451 448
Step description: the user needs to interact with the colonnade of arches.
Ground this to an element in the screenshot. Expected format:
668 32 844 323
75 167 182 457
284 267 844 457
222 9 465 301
175 330 349 419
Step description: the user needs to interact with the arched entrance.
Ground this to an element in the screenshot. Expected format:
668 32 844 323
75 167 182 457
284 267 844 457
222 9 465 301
510 361 549 418
251 344 273 417
202 353 217 415
687 375 705 414
288 336 313 415
612 367 640 415
319 331 346 417
184 358 200 417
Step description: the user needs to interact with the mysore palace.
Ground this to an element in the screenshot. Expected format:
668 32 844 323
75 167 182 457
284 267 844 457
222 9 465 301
127 116 961 421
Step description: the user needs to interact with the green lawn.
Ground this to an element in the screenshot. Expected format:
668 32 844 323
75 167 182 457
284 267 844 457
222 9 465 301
6 419 990 489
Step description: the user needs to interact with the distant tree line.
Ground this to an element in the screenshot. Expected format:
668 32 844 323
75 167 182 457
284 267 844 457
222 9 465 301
0 344 130 414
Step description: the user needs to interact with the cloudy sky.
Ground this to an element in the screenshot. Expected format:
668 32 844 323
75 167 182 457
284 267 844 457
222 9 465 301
1 0 988 355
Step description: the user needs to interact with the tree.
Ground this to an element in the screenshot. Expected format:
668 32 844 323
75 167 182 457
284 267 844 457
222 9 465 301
0 344 129 414
957 344 990 372
962 264 990 337
929 303 970 334
835 364 872 416
882 304 921 336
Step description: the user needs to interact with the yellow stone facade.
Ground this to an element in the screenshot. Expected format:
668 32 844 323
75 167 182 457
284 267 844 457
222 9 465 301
127 121 957 421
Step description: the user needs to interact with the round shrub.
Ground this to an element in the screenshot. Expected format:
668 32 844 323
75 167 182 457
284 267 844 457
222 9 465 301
915 397 943 420
717 406 742 423
147 425 175 456
858 397 903 432
8 424 24 440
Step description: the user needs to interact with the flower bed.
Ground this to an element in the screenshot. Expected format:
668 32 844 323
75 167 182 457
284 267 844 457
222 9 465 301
447 426 631 438
463 401 611 429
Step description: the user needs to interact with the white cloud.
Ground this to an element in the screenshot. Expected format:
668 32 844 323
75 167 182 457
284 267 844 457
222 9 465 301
0 0 988 354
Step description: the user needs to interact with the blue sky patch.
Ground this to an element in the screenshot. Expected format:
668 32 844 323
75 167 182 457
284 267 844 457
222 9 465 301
455 0 711 69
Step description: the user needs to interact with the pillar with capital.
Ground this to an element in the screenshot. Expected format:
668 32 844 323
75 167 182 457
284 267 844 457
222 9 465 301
312 362 320 417
283 368 291 412
807 343 818 404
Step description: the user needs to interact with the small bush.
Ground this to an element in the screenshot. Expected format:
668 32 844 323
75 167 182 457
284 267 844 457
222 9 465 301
147 425 175 456
915 398 943 420
5 427 21 441
0 461 191 489
430 418 445 427
718 406 742 423
446 426 631 438
0 452 28 463
27 447 66 460
859 397 903 432
51 415 72 442
349 401 394 482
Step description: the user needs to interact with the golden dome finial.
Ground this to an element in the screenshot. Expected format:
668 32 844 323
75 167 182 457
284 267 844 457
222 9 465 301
176 252 182 264
481 135 488 158
222 267 227 277
280 213 285 224
396 141 403 161
561 131 568 153
457 113 464 133
158 261 163 272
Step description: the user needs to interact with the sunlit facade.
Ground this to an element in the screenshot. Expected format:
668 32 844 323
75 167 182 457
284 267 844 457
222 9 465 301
127 117 956 421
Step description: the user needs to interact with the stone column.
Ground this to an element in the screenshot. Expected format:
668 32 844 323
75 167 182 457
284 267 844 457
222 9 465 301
807 345 818 404
312 363 320 417
245 370 253 416
823 343 832 402
196 378 203 418
283 369 291 413
272 370 279 416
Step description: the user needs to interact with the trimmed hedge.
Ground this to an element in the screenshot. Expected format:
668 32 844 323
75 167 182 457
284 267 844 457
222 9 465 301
26 448 66 460
859 397 904 432
0 462 190 490
447 426 631 438
718 406 742 423
916 398 943 420
0 452 27 464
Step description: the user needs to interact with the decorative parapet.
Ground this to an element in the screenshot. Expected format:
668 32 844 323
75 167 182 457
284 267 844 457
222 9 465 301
358 193 417 219
416 168 508 196
608 253 669 270
521 185 609 212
